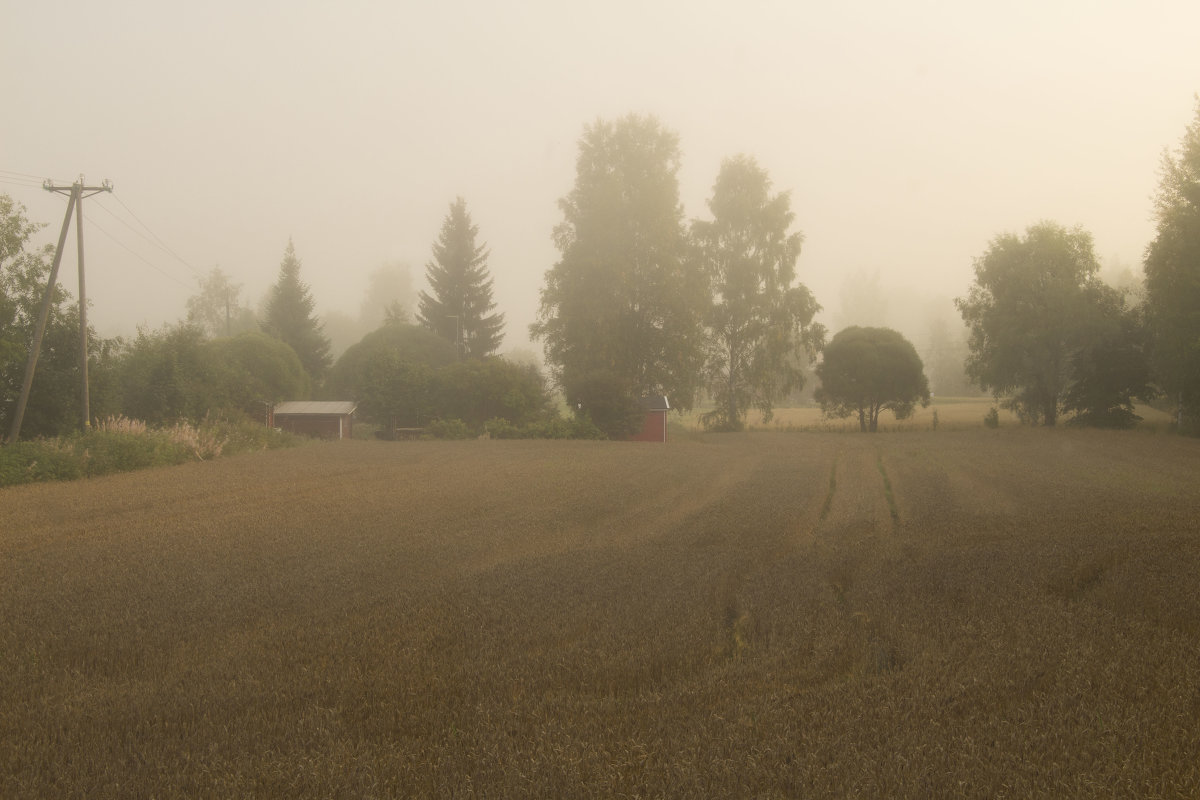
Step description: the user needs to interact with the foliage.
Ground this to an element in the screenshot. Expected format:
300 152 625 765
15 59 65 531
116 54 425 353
116 325 309 425
185 267 256 339
566 368 645 439
426 417 471 439
429 357 552 430
1062 298 1155 429
815 326 930 432
955 221 1117 426
532 114 707 418
417 198 505 358
325 263 418 359
115 325 215 424
0 414 299 487
922 314 981 398
331 319 557 434
0 437 82 484
483 414 605 440
262 239 332 383
1143 97 1200 431
326 321 457 427
692 155 824 431
984 407 1001 428
0 194 120 440
207 330 311 418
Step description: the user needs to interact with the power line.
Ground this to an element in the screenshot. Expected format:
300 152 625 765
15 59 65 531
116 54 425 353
0 176 46 190
0 168 57 181
102 192 204 277
0 169 73 191
82 211 195 289
88 198 203 283
1 171 206 285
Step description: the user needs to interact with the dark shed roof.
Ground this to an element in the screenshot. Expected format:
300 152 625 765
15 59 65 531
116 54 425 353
640 396 670 412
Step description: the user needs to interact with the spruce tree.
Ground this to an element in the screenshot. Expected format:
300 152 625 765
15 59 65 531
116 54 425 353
262 239 332 385
417 198 504 359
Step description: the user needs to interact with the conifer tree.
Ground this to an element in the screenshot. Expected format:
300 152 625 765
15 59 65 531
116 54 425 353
262 239 331 384
417 198 504 359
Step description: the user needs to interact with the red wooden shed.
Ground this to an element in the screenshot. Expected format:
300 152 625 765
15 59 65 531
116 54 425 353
630 395 670 443
270 401 357 440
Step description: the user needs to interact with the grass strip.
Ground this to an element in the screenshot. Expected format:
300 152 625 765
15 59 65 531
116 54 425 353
876 452 900 526
819 456 837 522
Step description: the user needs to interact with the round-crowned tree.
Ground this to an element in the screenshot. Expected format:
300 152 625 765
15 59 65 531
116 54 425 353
815 326 930 432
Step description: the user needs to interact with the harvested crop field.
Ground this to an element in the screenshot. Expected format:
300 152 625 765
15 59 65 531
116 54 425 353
3 430 1200 797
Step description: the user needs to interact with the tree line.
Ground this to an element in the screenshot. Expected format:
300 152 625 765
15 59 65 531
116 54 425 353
3 98 1200 440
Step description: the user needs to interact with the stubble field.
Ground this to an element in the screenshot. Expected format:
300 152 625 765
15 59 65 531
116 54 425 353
3 427 1200 797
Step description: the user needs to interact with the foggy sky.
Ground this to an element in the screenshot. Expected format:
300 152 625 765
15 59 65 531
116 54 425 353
3 1 1197 355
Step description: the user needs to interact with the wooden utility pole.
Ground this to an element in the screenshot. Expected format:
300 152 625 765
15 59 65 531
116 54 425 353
4 177 112 445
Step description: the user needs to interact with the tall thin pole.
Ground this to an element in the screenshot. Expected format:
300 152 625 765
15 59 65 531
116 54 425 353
4 177 112 445
6 187 80 444
76 186 90 430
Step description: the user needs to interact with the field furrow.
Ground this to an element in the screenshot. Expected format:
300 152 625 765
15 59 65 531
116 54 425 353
3 430 1200 798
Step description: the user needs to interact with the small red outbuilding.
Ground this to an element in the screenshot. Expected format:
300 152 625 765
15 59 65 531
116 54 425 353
630 395 670 443
270 401 357 440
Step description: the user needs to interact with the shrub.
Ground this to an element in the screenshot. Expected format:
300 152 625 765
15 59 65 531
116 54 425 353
479 414 606 440
427 418 471 439
483 417 521 439
0 439 83 486
0 416 301 487
80 429 185 476
984 407 1000 428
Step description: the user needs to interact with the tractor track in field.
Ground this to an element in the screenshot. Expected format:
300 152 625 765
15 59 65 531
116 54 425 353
809 439 898 545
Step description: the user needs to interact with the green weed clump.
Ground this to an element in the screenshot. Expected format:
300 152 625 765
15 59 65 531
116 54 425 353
0 415 299 487
482 415 605 440
0 438 83 484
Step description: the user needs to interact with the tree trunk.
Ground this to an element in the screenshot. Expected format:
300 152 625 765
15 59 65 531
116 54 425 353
1044 398 1057 426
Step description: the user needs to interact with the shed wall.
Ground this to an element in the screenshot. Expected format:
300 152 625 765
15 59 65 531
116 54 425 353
630 410 668 443
274 414 352 440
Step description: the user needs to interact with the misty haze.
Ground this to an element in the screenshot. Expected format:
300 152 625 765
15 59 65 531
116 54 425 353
3 2 1200 796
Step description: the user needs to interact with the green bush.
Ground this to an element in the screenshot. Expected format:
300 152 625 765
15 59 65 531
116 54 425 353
79 430 187 476
984 407 1000 428
427 418 471 439
480 414 606 440
483 417 521 439
0 440 83 486
204 417 300 454
0 416 302 488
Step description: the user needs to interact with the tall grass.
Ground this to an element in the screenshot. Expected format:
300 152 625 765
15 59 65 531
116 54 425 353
0 415 299 487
